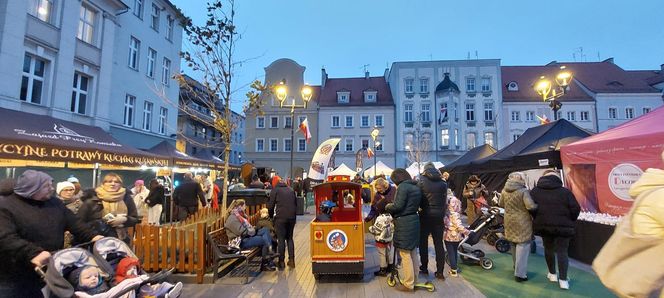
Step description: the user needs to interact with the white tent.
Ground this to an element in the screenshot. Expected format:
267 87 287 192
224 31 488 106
363 161 394 179
328 163 357 177
406 161 445 177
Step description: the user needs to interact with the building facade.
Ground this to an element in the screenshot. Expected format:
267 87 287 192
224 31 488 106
109 0 184 149
388 59 503 167
243 58 320 179
317 70 396 171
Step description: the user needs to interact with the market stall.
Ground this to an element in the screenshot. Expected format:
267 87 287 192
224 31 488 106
362 161 393 179
328 163 357 178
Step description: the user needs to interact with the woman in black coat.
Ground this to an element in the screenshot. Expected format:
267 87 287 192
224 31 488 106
144 179 165 225
530 171 580 290
417 163 447 279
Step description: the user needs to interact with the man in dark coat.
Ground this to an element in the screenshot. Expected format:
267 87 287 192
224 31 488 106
0 171 101 297
417 163 448 280
268 177 298 270
530 170 580 289
248 175 265 189
172 172 206 221
386 168 422 292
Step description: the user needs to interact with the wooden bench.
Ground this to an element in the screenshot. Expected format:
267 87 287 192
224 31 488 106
207 227 262 284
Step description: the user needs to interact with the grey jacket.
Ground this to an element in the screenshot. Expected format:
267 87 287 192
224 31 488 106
224 212 254 239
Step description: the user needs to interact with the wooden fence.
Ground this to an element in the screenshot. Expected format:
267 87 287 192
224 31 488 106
132 204 266 283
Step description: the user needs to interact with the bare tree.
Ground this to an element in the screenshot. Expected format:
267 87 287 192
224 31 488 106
405 113 431 171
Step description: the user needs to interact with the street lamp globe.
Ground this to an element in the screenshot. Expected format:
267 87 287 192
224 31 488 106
535 76 552 101
555 68 572 87
370 127 380 141
275 80 288 106
405 145 411 151
301 84 313 106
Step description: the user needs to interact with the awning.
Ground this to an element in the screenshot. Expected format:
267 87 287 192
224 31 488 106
0 107 169 167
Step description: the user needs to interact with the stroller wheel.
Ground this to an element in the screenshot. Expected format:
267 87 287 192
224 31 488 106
387 274 397 287
480 258 494 270
495 239 511 253
486 233 498 246
472 249 485 258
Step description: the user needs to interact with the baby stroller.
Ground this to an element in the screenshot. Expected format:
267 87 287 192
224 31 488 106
479 192 511 253
458 206 505 270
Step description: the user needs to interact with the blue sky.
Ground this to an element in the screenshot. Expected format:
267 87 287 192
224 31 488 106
171 0 664 112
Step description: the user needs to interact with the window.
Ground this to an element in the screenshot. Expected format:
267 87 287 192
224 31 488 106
376 142 383 151
298 139 306 152
580 111 589 121
29 0 53 23
158 107 167 134
364 91 376 102
441 129 449 146
405 78 414 93
142 101 153 131
150 4 160 31
337 92 349 103
513 134 520 141
284 116 292 128
269 139 278 152
557 111 562 120
360 115 369 127
133 0 143 18
345 139 354 152
20 54 46 104
643 107 651 114
625 108 634 119
128 37 140 69
78 5 95 44
466 78 476 92
331 116 340 128
465 103 475 121
404 104 413 122
345 116 353 127
298 116 306 125
256 116 265 128
375 115 384 127
420 78 429 93
454 129 459 146
161 58 171 85
511 111 520 122
71 73 89 114
567 111 576 121
526 111 535 121
484 132 494 147
481 77 491 92
146 48 156 78
608 108 617 119
467 133 476 149
166 15 174 41
421 104 431 122
361 139 369 149
284 139 292 152
123 94 135 127
270 116 278 128
334 142 340 152
256 139 264 152
484 103 493 121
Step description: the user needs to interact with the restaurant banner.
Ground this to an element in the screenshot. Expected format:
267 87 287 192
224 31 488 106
308 138 341 181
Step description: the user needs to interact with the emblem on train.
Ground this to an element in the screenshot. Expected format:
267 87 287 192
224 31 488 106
326 229 348 252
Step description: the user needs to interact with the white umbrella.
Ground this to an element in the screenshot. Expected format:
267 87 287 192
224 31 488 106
363 161 394 179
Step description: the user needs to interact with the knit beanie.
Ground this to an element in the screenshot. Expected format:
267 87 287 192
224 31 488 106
57 181 76 195
14 170 52 199
67 177 80 183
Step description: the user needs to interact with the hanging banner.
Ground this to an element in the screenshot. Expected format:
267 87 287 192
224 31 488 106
308 138 341 181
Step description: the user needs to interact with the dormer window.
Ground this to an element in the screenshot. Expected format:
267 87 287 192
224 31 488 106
363 90 377 103
337 91 350 103
507 81 519 91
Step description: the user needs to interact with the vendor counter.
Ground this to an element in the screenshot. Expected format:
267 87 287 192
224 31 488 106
568 220 616 265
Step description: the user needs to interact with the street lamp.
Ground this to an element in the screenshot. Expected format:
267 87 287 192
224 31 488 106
274 80 313 182
535 66 573 120
371 127 380 178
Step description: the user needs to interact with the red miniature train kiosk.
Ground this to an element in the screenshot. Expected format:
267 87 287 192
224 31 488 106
310 175 364 280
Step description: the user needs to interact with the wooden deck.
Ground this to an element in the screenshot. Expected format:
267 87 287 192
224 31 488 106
183 209 485 298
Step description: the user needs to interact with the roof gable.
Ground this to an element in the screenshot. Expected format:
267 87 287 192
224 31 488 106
319 76 394 107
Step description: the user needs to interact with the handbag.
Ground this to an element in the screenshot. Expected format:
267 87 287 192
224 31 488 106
592 189 664 298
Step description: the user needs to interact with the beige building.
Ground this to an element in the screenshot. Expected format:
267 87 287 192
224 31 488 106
243 58 320 179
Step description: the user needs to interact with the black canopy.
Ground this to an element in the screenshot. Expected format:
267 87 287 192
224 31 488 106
192 148 242 171
442 144 497 172
146 140 211 169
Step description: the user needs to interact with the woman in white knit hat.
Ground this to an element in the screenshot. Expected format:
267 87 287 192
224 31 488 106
57 181 82 214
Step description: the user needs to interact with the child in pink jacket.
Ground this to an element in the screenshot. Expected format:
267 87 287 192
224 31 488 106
445 195 470 276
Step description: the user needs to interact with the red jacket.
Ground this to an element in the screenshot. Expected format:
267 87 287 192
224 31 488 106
212 184 220 210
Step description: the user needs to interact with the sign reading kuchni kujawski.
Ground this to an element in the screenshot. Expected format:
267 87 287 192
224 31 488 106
308 138 341 181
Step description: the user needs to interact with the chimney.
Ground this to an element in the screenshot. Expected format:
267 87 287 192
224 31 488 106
660 63 664 71
321 68 328 88
365 71 370 79
384 67 390 80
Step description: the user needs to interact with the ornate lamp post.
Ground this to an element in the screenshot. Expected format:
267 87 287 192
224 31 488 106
370 127 380 178
535 66 573 120
274 80 313 182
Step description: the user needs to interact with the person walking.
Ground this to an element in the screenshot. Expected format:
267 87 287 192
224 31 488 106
364 177 396 276
172 172 206 221
131 180 149 223
445 193 470 277
462 175 488 223
225 199 277 271
144 179 165 225
385 168 422 292
0 170 102 297
417 163 448 280
499 172 537 282
268 176 298 270
530 170 580 290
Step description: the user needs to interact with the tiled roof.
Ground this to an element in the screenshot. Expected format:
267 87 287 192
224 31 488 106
626 70 664 86
501 66 593 102
546 60 660 93
318 76 394 107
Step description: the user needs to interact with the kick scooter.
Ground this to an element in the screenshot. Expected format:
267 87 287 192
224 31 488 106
385 245 435 292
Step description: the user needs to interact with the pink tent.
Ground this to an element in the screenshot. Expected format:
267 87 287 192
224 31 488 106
561 106 664 216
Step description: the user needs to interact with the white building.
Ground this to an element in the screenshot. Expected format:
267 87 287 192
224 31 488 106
317 69 396 171
388 59 503 167
109 0 184 149
0 0 128 128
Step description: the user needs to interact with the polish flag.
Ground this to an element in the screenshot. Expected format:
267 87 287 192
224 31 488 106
299 118 311 143
367 148 374 158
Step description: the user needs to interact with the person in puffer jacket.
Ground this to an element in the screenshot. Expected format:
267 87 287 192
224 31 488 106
445 195 469 277
417 162 448 279
385 168 422 292
530 170 580 290
368 213 394 276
